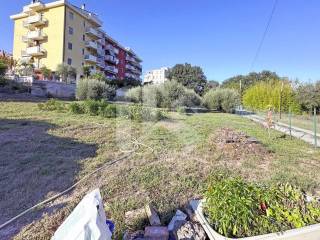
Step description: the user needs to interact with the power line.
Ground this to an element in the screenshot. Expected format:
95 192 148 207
250 0 279 70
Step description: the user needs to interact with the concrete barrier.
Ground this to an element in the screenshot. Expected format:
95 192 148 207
31 80 75 99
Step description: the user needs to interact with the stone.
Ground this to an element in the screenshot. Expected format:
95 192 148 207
145 203 161 226
144 226 169 240
184 204 197 222
176 221 206 240
123 230 145 240
125 207 147 230
168 210 187 231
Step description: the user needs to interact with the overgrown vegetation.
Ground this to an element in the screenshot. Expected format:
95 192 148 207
203 88 240 113
76 78 115 101
39 99 165 122
0 60 8 76
1 98 320 240
125 81 201 109
204 176 320 238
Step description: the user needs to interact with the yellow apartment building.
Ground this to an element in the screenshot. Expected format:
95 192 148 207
10 0 142 81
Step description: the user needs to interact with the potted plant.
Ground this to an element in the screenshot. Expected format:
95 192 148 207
191 176 320 240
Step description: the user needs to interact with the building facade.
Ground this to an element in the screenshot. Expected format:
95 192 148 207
10 0 142 81
143 67 169 85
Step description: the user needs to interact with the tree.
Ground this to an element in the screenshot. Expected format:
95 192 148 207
0 60 8 76
40 66 52 79
56 64 77 83
203 88 240 113
91 72 106 82
222 71 281 95
16 61 34 76
83 65 91 78
243 80 301 113
296 81 320 113
167 63 207 95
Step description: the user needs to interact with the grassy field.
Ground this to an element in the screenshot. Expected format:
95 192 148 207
1 96 320 239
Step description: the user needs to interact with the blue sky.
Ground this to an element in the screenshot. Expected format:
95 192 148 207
1 0 320 82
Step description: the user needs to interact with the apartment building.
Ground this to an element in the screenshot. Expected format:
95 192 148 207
10 0 142 81
144 67 169 85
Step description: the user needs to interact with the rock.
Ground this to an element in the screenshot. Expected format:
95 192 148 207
184 204 197 222
145 203 161 226
176 221 206 240
168 210 187 231
123 230 145 240
125 207 147 230
144 226 169 240
246 137 260 144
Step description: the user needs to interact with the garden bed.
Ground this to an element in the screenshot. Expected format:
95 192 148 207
190 176 320 239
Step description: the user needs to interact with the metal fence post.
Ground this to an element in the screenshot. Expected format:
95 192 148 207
289 107 292 139
314 107 317 148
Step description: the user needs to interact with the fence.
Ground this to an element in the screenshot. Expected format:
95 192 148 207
254 108 319 148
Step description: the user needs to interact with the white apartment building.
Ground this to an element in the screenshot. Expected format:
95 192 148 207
143 67 169 85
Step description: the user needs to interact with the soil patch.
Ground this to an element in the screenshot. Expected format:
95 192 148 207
210 128 273 170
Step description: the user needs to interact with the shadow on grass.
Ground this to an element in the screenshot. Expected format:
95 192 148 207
0 119 97 239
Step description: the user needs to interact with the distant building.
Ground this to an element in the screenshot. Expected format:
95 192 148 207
144 67 169 85
10 0 142 81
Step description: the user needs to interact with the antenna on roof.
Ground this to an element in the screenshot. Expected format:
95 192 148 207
81 4 86 10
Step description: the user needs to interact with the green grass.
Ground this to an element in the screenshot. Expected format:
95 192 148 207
0 100 319 240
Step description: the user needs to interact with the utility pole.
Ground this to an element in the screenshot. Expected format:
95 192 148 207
279 81 284 119
314 107 317 148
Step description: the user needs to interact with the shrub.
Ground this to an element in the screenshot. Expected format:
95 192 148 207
0 77 8 87
160 81 186 108
69 102 85 114
0 60 8 76
142 85 163 107
204 176 320 238
83 99 102 116
38 99 66 112
87 79 106 100
173 88 202 108
125 86 143 103
76 78 114 101
203 88 240 113
99 104 117 118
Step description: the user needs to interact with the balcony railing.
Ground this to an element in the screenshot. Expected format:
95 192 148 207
84 54 98 63
106 44 119 55
105 65 118 74
85 41 98 50
85 27 102 39
105 55 118 64
24 46 46 56
23 15 47 28
23 1 45 14
23 30 47 41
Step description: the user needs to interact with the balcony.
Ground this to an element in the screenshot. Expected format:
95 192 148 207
105 55 118 64
24 46 46 57
106 44 119 55
85 41 98 50
23 15 47 28
84 54 97 63
23 1 45 14
105 65 118 74
85 27 102 39
23 30 47 41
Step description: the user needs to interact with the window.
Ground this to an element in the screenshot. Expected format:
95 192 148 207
69 27 73 35
68 42 73 50
67 58 72 65
82 49 85 55
69 11 74 20
83 35 85 41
